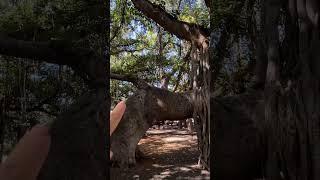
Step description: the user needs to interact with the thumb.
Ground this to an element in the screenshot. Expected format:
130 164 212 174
0 124 51 180
110 101 126 135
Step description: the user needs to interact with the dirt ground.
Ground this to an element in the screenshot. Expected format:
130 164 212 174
110 128 210 180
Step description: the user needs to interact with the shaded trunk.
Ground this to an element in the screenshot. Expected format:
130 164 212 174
110 86 194 167
37 89 109 180
250 0 268 89
178 119 186 129
262 0 320 179
111 85 268 180
186 118 194 132
110 84 268 179
212 90 266 180
191 27 210 171
0 98 4 162
264 1 283 178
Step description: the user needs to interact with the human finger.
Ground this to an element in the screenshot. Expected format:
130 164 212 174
110 101 126 135
0 124 51 180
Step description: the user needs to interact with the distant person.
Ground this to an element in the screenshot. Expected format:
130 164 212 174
0 101 126 180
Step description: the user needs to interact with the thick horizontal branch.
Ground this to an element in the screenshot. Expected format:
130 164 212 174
0 34 107 88
110 72 150 89
131 0 209 48
0 35 59 64
111 39 141 48
111 48 144 55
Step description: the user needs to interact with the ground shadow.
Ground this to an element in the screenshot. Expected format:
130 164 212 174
110 129 210 180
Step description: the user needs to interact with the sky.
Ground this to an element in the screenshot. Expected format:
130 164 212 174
110 0 211 90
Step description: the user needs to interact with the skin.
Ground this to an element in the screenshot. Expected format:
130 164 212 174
110 101 126 136
110 101 126 158
0 124 51 180
0 100 126 180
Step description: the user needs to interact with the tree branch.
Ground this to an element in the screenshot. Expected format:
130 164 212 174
110 72 150 89
131 0 209 48
0 34 107 88
111 39 141 48
110 0 127 42
111 48 144 55
0 35 62 64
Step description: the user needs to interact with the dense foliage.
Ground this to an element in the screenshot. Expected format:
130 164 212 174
0 0 103 159
110 0 259 101
110 0 210 105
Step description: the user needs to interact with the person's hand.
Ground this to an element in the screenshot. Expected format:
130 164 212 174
110 100 126 159
0 101 126 179
110 100 126 136
0 124 51 180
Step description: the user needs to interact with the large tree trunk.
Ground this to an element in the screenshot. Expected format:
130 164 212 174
262 0 320 179
186 118 194 132
263 0 284 178
110 86 194 167
110 85 269 179
110 84 269 178
212 90 266 180
37 89 109 180
0 98 4 162
190 20 210 170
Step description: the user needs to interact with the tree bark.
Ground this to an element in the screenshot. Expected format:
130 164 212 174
131 0 209 48
37 89 109 180
261 0 320 179
110 85 268 180
0 35 107 88
212 90 266 180
0 98 5 162
110 86 193 167
250 0 268 89
264 0 283 179
186 118 194 132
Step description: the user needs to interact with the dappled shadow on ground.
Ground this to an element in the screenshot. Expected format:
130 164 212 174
110 129 210 180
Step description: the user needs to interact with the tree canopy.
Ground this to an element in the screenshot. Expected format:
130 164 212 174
110 0 210 104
